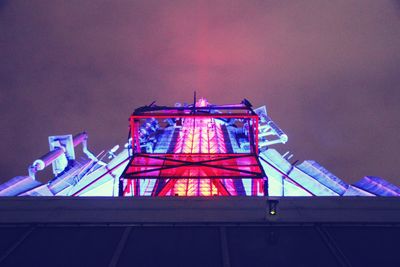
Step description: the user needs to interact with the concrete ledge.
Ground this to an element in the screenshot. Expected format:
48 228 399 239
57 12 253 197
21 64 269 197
0 197 399 223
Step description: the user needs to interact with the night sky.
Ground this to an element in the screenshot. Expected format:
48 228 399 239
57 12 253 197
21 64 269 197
0 0 399 186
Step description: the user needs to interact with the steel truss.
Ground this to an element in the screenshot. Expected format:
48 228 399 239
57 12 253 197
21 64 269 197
120 99 267 197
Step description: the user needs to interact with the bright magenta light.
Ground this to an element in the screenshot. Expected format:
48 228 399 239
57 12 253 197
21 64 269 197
122 98 266 197
169 105 228 196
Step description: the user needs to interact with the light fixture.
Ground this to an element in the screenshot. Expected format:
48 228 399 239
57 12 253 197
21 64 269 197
268 199 279 216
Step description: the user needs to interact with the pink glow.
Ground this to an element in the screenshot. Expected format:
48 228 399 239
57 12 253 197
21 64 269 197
123 99 265 197
170 101 228 196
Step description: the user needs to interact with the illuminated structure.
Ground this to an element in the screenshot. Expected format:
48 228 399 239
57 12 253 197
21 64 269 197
121 98 266 197
0 98 399 197
1 98 400 267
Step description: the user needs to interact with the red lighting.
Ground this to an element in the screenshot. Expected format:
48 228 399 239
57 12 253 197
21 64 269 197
121 99 267 197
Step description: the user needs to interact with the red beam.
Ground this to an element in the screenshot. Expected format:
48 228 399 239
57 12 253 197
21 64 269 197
123 180 132 196
157 179 178 196
212 179 230 196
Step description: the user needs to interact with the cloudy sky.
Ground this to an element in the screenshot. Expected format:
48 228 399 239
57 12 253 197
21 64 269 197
0 0 399 185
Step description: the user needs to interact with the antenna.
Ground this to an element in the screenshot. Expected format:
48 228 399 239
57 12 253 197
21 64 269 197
192 91 197 114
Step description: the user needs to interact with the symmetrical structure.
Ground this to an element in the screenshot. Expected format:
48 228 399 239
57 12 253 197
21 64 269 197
120 98 266 197
0 98 399 197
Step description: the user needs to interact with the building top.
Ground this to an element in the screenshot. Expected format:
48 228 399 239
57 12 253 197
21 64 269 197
0 98 398 197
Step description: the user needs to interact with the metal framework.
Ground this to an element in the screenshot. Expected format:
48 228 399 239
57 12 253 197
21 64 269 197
2 97 397 198
120 99 267 196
